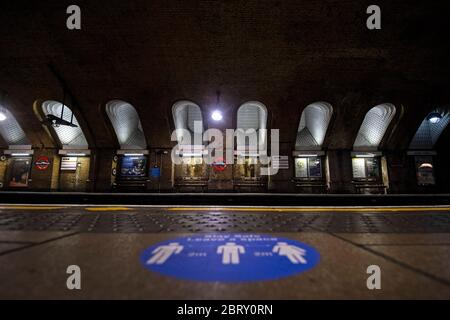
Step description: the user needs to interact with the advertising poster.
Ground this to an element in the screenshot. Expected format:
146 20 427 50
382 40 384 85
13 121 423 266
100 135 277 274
295 158 308 178
120 156 147 177
352 158 366 179
365 158 380 178
308 157 322 178
8 158 31 187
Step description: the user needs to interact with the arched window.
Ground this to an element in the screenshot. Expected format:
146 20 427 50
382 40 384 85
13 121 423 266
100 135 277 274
296 102 333 150
0 106 30 147
105 100 146 149
354 103 396 150
172 100 203 146
409 109 450 150
236 101 268 150
42 100 88 149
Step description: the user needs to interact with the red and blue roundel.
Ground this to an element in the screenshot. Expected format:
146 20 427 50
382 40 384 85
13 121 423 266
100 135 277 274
140 234 320 282
35 156 51 171
212 157 227 172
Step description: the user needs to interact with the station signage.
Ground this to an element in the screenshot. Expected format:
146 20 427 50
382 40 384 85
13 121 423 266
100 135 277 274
212 157 227 172
34 156 51 171
61 157 78 171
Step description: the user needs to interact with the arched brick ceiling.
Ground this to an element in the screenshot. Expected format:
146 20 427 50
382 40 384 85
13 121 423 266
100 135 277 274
0 1 449 150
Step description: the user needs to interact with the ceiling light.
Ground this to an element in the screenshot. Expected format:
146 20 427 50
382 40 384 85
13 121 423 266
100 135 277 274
0 112 7 121
427 112 442 124
66 153 87 157
124 153 144 157
211 110 223 121
11 153 31 157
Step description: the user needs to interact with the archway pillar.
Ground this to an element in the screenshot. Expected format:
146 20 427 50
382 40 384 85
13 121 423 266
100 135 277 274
29 148 59 191
327 149 354 193
268 142 295 192
92 148 115 192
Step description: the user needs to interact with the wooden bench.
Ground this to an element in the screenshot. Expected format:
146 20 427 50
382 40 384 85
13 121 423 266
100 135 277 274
353 182 387 194
292 180 328 193
175 178 208 192
233 179 268 192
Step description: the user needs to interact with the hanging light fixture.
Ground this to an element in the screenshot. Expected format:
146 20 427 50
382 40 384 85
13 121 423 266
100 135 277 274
427 112 442 124
211 90 223 122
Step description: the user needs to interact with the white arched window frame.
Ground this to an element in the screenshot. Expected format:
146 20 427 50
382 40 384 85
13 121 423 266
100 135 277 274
41 100 89 150
409 109 450 150
236 101 268 154
105 100 147 150
353 103 396 151
296 102 333 151
0 106 30 149
172 101 204 146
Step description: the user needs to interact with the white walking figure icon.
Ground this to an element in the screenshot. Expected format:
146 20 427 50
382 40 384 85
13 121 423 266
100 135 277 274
217 242 245 265
272 242 307 264
147 242 183 265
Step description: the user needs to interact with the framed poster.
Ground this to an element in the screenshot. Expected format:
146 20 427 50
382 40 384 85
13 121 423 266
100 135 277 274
120 156 147 177
8 157 32 187
365 158 380 178
352 158 366 179
308 157 322 178
295 158 308 178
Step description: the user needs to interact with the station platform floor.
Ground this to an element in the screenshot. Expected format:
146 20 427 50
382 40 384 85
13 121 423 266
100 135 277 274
0 204 449 299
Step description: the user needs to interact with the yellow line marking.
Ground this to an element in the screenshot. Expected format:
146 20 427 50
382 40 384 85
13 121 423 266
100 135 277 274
0 206 66 210
85 207 134 212
168 207 450 213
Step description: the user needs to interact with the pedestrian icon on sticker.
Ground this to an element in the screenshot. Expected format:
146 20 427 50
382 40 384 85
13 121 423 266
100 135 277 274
217 242 245 265
146 243 183 265
273 242 307 264
140 234 320 282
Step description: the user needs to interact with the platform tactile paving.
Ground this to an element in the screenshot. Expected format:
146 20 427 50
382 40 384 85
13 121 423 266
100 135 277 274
0 210 450 234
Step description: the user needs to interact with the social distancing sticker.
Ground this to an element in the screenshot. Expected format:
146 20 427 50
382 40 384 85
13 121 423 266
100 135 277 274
140 234 320 282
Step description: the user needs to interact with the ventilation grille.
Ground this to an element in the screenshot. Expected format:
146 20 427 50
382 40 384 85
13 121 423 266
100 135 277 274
409 110 450 150
296 102 333 150
354 103 396 150
42 100 88 148
106 100 146 149
0 107 29 146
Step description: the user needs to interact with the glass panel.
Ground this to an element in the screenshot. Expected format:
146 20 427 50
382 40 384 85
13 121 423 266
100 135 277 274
235 156 259 180
366 158 380 178
8 157 31 187
243 157 257 179
120 156 147 177
352 158 366 179
180 157 206 179
295 158 308 178
308 157 322 178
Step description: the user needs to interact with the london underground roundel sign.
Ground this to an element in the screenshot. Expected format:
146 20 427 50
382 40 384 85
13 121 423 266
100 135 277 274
35 156 50 171
140 234 320 282
212 157 227 172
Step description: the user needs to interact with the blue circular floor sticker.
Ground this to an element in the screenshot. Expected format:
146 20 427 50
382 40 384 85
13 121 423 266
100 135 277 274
140 234 320 282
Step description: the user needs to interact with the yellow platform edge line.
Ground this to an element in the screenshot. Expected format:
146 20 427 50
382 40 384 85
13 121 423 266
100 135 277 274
85 207 134 211
167 207 450 212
